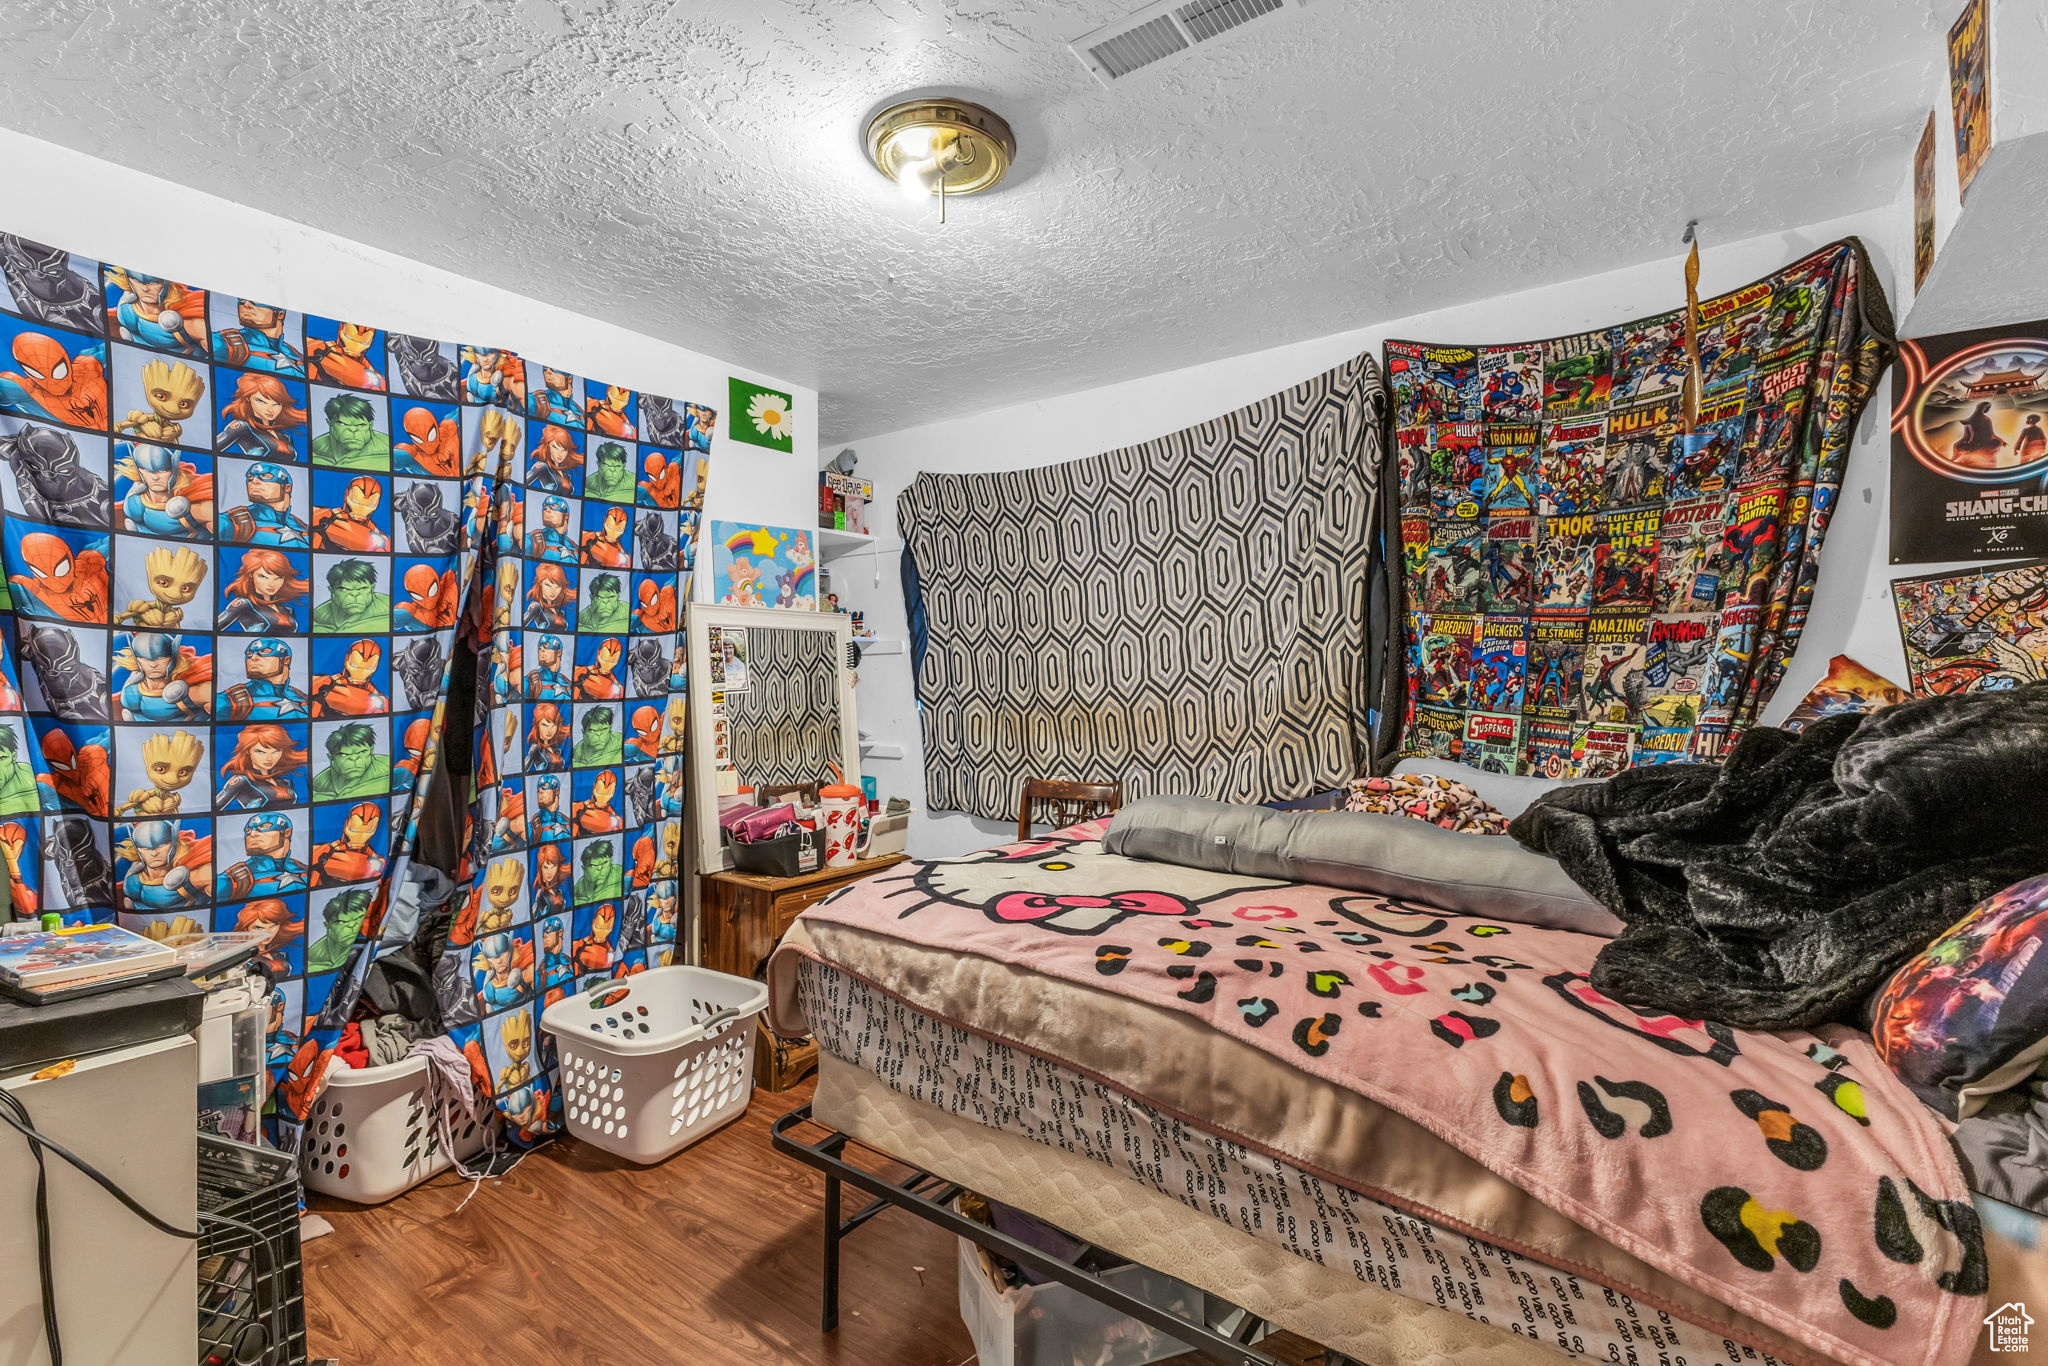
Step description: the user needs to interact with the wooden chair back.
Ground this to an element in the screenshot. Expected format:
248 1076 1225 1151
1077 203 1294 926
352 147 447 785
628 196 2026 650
1016 778 1123 841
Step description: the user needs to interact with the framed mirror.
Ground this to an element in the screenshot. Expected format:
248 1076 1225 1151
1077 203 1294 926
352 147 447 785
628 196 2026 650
687 604 857 873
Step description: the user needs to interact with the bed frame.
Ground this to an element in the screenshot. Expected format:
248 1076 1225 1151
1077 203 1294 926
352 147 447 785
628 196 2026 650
771 1104 1332 1366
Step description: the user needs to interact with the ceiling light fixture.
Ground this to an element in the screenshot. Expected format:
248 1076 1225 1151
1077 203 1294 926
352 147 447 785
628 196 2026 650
865 98 1015 223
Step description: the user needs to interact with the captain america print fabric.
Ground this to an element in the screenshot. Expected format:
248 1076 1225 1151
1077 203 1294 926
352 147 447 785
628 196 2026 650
0 231 714 1145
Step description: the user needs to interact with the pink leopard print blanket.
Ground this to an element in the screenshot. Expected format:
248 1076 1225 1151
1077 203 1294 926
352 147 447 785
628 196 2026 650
789 821 1987 1366
1342 772 1509 833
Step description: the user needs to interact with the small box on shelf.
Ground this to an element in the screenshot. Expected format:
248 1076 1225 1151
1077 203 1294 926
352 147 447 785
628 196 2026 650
819 470 872 535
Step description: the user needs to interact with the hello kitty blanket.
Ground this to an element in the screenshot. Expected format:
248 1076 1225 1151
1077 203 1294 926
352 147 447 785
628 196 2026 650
776 821 1989 1366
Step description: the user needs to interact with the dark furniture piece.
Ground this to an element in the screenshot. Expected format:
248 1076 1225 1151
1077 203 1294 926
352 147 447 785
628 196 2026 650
699 853 909 1091
1015 778 1123 841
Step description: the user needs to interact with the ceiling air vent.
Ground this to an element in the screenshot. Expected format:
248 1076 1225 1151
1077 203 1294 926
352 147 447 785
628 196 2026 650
1070 0 1298 85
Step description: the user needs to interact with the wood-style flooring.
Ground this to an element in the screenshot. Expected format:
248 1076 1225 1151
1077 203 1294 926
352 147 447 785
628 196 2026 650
304 1078 1329 1366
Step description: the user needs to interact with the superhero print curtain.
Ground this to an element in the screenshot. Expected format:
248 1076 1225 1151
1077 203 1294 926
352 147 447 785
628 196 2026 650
1388 240 1891 776
0 230 712 1143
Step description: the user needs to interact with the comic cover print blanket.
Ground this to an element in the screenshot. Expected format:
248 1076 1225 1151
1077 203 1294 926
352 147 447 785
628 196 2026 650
0 230 710 1143
1390 239 1892 778
786 822 1987 1366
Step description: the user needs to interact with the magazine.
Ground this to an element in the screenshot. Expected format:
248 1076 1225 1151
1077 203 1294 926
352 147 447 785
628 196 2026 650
0 922 176 990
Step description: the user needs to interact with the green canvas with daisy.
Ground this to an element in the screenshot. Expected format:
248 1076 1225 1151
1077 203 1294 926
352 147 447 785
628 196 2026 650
730 377 796 451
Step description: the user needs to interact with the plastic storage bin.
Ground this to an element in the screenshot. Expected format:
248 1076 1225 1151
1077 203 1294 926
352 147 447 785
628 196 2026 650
540 965 768 1164
957 1235 1205 1366
299 1055 496 1204
860 811 909 859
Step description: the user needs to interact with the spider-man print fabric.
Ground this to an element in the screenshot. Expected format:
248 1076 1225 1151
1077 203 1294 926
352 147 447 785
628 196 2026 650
0 231 712 1144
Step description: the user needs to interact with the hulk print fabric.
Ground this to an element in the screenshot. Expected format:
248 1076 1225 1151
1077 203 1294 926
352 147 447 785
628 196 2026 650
1389 241 1891 776
0 231 713 1143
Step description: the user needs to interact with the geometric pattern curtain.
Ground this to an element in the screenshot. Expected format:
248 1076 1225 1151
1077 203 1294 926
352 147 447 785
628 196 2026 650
725 626 842 790
1390 239 1892 776
900 352 1395 822
0 230 710 1145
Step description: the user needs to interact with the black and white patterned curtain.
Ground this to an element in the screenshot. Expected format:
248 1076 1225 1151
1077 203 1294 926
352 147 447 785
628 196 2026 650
900 353 1395 823
726 626 841 790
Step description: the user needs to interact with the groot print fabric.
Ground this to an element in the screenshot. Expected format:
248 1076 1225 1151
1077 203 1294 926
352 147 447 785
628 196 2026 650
0 230 712 1141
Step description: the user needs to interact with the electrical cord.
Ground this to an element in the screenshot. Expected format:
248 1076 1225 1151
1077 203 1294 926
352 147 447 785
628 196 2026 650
0 1091 201 1239
2 1089 63 1365
0 1087 272 1366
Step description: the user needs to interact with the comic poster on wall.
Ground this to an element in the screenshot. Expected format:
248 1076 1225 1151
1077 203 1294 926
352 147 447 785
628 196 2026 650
1892 559 2048 693
1948 0 1991 201
1913 111 1937 292
1889 319 2048 563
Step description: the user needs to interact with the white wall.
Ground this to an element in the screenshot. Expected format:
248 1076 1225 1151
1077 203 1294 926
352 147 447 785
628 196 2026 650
841 205 1921 859
0 128 818 544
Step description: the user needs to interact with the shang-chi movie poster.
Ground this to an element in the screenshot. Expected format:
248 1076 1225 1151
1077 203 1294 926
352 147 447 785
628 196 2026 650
1890 319 2048 563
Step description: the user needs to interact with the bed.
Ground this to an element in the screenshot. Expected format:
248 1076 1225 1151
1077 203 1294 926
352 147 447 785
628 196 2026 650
767 819 2047 1366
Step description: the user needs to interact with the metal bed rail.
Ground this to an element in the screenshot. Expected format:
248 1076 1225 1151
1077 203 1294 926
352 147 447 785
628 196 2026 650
770 1103 1291 1366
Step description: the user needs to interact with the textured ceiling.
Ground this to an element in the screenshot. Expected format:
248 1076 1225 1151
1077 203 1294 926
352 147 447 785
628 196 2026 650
0 0 1951 443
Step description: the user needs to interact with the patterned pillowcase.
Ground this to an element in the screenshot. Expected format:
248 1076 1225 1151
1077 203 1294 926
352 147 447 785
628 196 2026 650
1781 654 1912 732
1341 773 1508 836
1871 872 2048 1118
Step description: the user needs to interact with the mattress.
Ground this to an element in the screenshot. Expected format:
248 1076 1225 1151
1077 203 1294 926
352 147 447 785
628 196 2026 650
789 931 2048 1366
799 954 1803 1365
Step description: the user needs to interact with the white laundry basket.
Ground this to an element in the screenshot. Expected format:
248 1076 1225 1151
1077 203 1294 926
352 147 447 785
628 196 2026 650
540 965 768 1165
299 1055 497 1204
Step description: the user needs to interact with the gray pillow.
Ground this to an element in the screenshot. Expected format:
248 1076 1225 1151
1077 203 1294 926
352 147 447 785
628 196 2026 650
1389 758 1592 819
1102 795 1623 938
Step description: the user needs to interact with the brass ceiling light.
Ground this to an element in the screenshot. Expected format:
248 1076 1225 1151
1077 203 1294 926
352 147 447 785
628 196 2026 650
865 98 1016 222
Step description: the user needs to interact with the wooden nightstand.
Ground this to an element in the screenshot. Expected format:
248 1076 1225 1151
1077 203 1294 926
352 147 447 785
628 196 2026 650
700 852 909 1091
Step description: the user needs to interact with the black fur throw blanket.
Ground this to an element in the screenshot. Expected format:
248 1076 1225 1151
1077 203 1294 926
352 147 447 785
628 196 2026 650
1510 684 2048 1028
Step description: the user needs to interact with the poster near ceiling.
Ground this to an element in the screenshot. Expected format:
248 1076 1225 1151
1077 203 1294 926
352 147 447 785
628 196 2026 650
1890 320 2048 563
1947 0 1991 200
1912 110 1936 292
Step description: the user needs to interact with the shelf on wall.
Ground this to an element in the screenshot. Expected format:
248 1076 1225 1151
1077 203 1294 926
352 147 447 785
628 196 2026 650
851 638 904 655
817 527 877 560
859 740 907 761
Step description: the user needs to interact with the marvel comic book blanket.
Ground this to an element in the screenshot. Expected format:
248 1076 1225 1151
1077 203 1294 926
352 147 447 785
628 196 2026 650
779 821 1988 1366
0 230 711 1142
1390 240 1891 777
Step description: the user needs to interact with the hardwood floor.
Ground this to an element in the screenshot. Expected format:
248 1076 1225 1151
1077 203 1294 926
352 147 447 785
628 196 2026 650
304 1078 1329 1366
